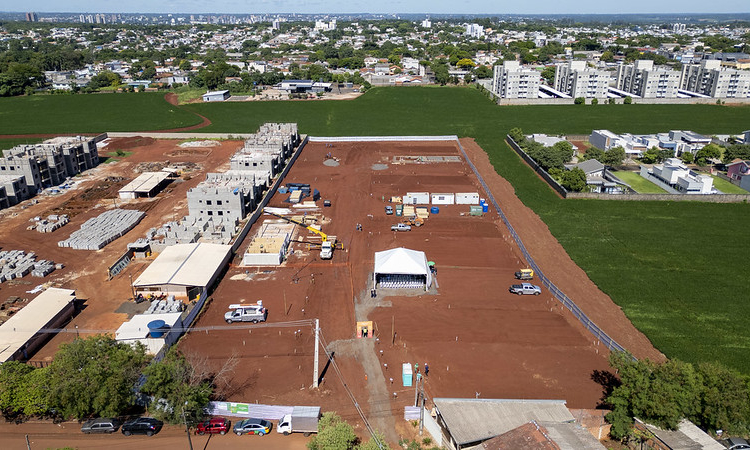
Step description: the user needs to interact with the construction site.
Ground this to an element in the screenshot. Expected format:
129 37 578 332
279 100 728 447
0 127 663 448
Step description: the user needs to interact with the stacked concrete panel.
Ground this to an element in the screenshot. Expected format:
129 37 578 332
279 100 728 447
0 250 56 282
31 214 69 233
145 298 184 314
58 209 145 250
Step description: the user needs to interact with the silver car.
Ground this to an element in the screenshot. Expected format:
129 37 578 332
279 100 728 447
81 418 121 434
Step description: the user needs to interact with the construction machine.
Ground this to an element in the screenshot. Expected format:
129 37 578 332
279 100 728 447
401 215 424 227
263 209 336 259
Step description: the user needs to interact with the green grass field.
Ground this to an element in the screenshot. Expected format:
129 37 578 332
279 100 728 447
710 175 749 194
0 137 43 151
3 87 750 373
0 93 202 135
612 170 668 193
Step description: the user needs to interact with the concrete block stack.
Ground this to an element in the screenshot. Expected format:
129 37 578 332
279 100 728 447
32 214 70 233
0 250 56 282
58 209 145 250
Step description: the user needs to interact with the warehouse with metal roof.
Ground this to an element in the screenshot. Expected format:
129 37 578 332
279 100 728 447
118 171 173 199
0 288 78 362
431 398 575 449
133 242 232 300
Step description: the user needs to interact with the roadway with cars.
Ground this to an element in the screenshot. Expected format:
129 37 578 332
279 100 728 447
0 421 309 449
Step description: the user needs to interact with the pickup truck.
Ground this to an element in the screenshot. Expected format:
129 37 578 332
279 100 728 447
391 223 411 232
509 283 541 295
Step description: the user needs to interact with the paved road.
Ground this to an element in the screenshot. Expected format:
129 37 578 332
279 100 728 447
0 421 309 450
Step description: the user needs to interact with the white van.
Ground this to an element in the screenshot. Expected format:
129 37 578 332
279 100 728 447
225 303 267 324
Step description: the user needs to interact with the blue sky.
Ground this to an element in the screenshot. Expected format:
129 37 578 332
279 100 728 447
13 0 750 14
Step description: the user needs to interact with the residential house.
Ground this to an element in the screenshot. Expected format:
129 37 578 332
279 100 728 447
564 159 628 194
651 158 714 194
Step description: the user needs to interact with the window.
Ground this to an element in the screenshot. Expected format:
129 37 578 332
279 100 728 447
206 200 212 205
207 211 213 216
218 211 223 216
217 200 222 205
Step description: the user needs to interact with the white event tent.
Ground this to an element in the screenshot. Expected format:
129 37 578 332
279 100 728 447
373 247 431 291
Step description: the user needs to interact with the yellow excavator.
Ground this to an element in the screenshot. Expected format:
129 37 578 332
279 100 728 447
263 209 336 259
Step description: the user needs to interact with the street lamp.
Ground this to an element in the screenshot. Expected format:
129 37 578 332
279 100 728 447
182 402 194 450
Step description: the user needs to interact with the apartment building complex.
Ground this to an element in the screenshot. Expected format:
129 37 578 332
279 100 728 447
491 61 542 99
615 60 681 98
554 61 610 98
0 136 99 209
680 59 750 98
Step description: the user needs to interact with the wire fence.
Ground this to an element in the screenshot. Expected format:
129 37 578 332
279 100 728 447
455 138 628 355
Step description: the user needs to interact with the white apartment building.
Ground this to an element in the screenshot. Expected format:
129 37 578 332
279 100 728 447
680 60 750 98
492 61 541 99
465 23 484 39
554 61 610 98
615 60 681 98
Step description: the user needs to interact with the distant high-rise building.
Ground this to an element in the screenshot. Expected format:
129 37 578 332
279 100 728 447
421 18 431 28
673 23 686 33
680 59 750 98
25 12 38 22
492 61 541 99
615 60 680 98
554 61 610 98
465 23 484 39
272 18 281 30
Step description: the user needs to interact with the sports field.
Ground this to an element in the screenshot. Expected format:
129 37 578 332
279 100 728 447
3 87 750 373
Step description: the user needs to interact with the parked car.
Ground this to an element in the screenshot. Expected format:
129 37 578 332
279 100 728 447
391 223 411 232
385 205 393 215
726 437 750 450
196 417 231 435
233 418 273 436
121 417 163 436
508 283 542 295
225 303 267 324
81 418 120 434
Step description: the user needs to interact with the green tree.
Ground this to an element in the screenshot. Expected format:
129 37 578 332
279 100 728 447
508 127 525 144
0 361 34 418
583 146 605 162
603 146 626 167
308 412 358 450
590 98 599 105
657 148 674 163
640 147 659 164
356 430 390 450
601 51 614 62
552 140 574 164
694 144 722 166
561 167 587 191
456 58 475 69
141 348 213 424
722 144 750 164
540 66 555 85
473 65 492 79
692 362 750 435
623 96 632 104
15 367 52 417
574 97 585 104
680 152 694 164
88 71 121 89
47 335 149 420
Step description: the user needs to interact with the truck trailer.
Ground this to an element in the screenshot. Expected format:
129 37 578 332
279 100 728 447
277 406 320 437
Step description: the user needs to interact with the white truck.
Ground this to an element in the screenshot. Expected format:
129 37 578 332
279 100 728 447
277 406 320 437
508 283 542 295
224 303 267 323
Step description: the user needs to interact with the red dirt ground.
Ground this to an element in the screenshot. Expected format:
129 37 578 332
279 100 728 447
177 139 662 443
0 137 243 360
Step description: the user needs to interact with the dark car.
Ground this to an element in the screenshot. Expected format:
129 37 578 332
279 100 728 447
233 418 272 436
121 417 163 436
196 417 231 435
81 418 120 434
726 437 750 450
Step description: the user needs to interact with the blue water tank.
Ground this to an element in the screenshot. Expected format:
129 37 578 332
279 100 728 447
430 206 439 214
278 187 288 194
482 203 489 213
147 320 167 338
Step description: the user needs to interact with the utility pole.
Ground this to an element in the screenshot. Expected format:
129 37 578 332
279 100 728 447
313 318 320 388
414 372 421 407
182 403 194 450
419 375 425 435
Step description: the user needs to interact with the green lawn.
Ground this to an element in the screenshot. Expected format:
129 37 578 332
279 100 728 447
3 87 750 373
0 93 202 135
710 175 749 194
612 170 668 193
0 137 43 151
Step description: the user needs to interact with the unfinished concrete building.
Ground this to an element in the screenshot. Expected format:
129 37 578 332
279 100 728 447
187 177 256 224
0 136 98 207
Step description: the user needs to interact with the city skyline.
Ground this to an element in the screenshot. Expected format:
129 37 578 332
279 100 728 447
10 0 750 15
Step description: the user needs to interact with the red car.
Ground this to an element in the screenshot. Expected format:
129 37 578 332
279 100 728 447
196 417 231 435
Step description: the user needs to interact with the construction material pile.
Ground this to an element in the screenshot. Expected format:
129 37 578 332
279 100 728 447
30 214 70 233
0 250 56 282
58 209 145 250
